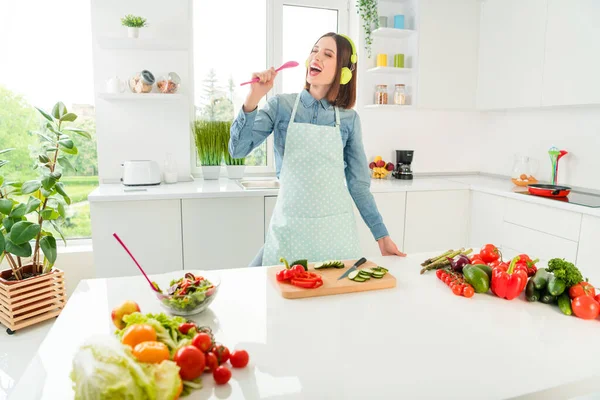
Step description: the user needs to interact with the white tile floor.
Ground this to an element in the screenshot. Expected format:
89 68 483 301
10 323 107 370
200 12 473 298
0 319 54 400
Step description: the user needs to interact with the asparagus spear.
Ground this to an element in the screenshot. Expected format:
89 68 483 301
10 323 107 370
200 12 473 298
419 249 473 274
421 249 454 266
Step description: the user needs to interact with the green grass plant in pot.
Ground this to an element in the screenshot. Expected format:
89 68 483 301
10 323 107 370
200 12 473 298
120 14 148 39
218 121 246 179
0 102 91 332
193 120 223 180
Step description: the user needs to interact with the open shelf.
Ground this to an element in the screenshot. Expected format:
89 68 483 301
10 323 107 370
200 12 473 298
366 66 413 75
98 93 185 101
96 37 187 51
364 104 414 109
372 28 416 39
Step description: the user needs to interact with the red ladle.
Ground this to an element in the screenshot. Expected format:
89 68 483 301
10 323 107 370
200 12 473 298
113 233 160 293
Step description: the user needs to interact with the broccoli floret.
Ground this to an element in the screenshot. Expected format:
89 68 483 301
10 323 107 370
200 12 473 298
547 258 584 287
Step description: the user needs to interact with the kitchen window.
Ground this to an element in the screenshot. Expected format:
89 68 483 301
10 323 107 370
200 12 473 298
0 0 97 241
192 0 349 175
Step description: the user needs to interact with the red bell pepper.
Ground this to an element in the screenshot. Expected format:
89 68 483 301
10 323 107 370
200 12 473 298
491 256 528 300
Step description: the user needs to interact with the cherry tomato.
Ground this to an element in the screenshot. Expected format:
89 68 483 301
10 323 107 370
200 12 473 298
211 344 231 364
571 295 600 320
230 349 249 368
436 269 444 279
480 244 500 263
174 346 206 381
569 282 596 299
205 351 219 372
452 284 463 296
192 333 213 353
133 341 170 364
462 285 474 298
443 276 451 285
178 322 196 335
276 270 286 282
121 324 157 348
213 366 232 385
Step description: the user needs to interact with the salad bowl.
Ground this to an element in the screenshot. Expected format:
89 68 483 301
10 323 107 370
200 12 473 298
153 271 220 316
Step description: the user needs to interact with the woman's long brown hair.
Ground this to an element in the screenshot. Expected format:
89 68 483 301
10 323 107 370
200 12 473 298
304 32 357 109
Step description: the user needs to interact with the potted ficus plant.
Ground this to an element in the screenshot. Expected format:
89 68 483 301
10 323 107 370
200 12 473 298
0 102 90 334
193 120 223 180
120 14 148 39
217 121 246 179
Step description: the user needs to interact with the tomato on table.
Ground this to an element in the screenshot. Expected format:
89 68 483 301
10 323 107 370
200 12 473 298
211 344 231 364
178 322 196 335
230 350 249 368
213 366 232 385
480 244 500 263
192 332 213 353
175 346 206 380
462 285 474 298
569 282 596 299
205 352 219 372
571 295 600 320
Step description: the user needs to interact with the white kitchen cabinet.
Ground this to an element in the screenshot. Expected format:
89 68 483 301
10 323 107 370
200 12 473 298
502 222 578 262
542 0 600 106
264 196 278 240
182 198 264 270
576 215 600 284
468 191 505 248
477 0 547 109
416 0 480 109
90 200 183 278
404 190 470 253
354 192 406 258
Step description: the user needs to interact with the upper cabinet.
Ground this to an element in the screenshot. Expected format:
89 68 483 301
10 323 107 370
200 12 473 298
477 0 547 109
416 0 480 109
542 0 600 106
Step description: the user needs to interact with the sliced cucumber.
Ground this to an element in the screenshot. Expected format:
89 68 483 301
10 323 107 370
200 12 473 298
375 266 389 273
372 272 386 278
360 268 374 275
358 270 372 276
352 277 367 282
313 262 326 269
348 271 359 280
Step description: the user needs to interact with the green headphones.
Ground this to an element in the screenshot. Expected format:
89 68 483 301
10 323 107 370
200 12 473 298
306 34 357 85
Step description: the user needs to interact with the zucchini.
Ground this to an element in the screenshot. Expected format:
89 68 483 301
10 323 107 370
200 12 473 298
371 272 385 278
358 271 372 278
361 268 374 275
314 260 345 269
547 275 567 296
558 293 573 316
540 290 557 304
352 277 366 282
313 262 326 270
532 268 551 290
374 266 389 273
348 271 359 280
525 279 540 302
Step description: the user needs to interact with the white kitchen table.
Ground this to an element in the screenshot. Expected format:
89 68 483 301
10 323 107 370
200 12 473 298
10 253 600 400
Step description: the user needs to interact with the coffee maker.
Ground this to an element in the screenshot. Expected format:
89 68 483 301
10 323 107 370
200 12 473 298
393 150 414 180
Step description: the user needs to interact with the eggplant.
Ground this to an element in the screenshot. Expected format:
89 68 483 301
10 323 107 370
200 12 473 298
448 254 470 272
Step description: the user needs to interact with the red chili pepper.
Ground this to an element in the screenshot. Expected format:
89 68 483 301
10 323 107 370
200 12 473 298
491 256 528 300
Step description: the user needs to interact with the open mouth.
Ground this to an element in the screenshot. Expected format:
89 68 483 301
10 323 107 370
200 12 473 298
309 63 322 77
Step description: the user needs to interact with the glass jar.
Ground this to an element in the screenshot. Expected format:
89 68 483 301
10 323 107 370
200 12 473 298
393 84 407 105
129 70 155 93
157 72 181 94
375 85 388 105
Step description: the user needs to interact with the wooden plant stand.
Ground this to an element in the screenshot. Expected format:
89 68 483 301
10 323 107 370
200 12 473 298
0 266 66 334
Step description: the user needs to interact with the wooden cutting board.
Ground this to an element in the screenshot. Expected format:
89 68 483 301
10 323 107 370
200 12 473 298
268 259 396 299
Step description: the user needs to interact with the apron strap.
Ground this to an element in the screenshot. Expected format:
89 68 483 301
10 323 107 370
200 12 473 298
334 106 340 127
290 93 302 123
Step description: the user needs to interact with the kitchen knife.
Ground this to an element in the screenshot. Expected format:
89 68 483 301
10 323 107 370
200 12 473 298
337 257 367 280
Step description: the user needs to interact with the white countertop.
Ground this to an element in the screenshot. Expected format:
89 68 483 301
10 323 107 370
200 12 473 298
10 253 600 400
87 174 600 218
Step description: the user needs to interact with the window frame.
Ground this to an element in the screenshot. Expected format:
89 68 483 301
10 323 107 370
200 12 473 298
190 0 350 178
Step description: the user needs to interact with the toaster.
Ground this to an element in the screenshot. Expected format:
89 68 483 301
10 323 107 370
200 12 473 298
121 160 162 186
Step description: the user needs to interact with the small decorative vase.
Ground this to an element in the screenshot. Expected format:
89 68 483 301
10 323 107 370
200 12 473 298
128 27 140 38
201 166 221 180
226 165 246 180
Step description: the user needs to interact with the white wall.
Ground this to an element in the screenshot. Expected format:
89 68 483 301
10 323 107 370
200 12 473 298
91 0 193 184
479 106 600 190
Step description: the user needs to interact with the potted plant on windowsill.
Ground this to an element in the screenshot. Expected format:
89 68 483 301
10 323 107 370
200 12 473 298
217 121 246 179
0 102 91 334
120 14 148 39
193 120 223 180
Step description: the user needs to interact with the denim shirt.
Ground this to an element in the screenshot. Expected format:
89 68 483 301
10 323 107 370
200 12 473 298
229 89 389 241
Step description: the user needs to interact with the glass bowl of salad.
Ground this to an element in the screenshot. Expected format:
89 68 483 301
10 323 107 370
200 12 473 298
153 271 220 316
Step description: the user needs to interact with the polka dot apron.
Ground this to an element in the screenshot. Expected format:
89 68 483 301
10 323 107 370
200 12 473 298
262 93 361 266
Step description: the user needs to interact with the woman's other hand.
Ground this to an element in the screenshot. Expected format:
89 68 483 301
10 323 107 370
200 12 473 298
243 67 278 112
377 236 406 257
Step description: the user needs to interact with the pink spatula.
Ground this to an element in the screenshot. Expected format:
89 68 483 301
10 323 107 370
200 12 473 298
240 61 299 86
113 233 160 293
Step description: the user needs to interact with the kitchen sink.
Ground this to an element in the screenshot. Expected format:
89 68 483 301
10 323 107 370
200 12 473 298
237 179 280 190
